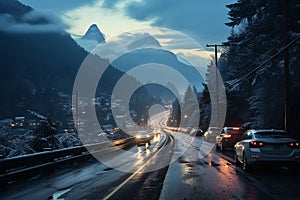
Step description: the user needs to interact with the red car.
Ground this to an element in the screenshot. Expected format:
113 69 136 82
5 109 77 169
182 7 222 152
216 127 245 151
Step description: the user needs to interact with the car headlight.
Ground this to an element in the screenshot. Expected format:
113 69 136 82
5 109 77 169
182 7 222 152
147 134 150 138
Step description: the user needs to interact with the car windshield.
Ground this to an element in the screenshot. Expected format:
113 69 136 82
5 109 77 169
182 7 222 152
254 131 289 138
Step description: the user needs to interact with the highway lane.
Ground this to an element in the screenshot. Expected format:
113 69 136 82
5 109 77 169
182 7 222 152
160 131 300 200
2 109 300 200
105 132 174 200
100 111 174 200
0 132 168 200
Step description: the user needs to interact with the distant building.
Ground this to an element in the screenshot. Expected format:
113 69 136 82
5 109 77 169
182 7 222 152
0 118 13 127
28 119 40 128
13 117 25 127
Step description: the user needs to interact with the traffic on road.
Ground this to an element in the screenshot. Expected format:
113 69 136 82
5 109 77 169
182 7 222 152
2 113 300 200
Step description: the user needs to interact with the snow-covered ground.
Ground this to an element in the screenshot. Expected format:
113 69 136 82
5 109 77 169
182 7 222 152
0 125 83 158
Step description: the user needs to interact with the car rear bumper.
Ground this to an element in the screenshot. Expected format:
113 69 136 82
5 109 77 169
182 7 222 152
250 160 300 168
221 140 238 148
206 134 217 141
246 151 300 167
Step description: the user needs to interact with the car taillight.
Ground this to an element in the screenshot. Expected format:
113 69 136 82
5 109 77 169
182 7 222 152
288 142 300 148
249 141 265 148
223 134 232 138
232 127 240 130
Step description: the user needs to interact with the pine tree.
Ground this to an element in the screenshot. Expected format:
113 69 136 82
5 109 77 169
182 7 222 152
220 0 300 130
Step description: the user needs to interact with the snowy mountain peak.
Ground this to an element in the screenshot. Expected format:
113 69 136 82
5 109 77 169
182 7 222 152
82 24 105 43
76 24 105 52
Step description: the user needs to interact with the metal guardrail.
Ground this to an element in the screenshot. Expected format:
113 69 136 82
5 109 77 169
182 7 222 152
0 137 136 183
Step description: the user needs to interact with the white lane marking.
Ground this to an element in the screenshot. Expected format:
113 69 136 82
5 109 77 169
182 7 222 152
103 132 169 200
52 188 72 200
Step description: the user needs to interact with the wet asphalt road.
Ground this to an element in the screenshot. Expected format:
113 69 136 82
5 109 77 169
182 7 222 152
1 124 300 200
160 132 300 200
0 133 167 200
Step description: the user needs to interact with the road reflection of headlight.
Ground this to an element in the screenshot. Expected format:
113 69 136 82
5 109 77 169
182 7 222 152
146 148 150 155
136 134 142 139
137 147 143 153
154 134 160 142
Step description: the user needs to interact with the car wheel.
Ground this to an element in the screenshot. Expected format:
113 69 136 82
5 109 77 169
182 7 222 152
242 153 252 172
233 151 239 165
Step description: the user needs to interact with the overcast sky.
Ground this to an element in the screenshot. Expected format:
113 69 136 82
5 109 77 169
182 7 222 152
19 0 236 46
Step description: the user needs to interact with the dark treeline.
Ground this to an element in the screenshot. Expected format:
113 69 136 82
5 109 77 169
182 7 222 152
216 0 300 137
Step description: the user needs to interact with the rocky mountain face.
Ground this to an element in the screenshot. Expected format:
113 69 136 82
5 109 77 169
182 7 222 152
0 1 123 119
75 24 105 52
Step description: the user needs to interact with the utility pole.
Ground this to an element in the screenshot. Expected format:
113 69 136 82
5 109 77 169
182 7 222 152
283 0 290 132
206 44 224 126
206 44 224 68
75 90 79 132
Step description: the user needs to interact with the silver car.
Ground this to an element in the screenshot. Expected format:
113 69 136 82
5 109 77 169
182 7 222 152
234 129 300 172
204 127 221 142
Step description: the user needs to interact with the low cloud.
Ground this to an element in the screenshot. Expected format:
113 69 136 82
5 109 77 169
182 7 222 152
19 0 98 13
93 32 158 60
0 10 68 34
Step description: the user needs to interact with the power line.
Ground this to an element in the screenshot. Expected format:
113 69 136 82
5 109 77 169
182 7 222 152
224 34 289 89
226 35 300 92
